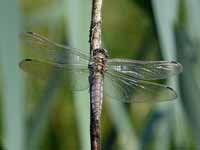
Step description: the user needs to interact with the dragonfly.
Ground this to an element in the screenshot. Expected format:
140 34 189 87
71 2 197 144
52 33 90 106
19 32 183 120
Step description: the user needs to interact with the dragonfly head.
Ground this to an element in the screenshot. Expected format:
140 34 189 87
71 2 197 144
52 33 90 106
92 48 108 58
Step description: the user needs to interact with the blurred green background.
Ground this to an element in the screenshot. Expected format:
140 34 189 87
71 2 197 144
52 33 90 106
0 0 200 150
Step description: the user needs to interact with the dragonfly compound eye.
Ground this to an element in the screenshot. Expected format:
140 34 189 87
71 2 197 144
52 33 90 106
93 48 108 57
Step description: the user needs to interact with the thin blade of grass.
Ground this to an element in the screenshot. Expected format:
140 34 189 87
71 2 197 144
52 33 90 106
175 26 200 149
106 100 139 150
176 0 200 147
0 0 25 150
152 0 189 149
65 0 91 149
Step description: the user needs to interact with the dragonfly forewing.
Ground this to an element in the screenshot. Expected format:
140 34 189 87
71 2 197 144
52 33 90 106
108 58 183 80
21 32 90 64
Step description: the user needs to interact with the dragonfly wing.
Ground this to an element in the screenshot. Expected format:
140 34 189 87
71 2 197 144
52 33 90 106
104 70 177 103
20 59 89 91
108 58 183 80
21 32 89 64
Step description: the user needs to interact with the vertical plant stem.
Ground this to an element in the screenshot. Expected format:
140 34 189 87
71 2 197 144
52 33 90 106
89 0 103 51
89 0 103 150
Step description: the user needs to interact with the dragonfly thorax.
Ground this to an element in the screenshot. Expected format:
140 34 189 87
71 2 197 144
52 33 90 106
89 48 108 74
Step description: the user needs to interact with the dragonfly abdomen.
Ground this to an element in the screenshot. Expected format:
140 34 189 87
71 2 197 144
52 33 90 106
91 73 104 121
